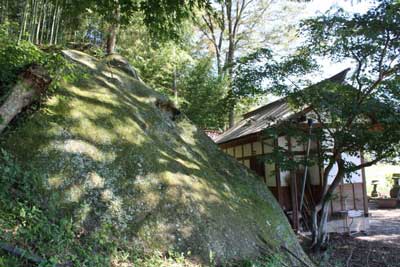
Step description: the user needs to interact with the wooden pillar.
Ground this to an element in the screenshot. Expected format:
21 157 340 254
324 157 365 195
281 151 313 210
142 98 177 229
317 140 323 187
351 183 357 209
360 152 369 216
274 138 283 207
340 178 344 211
261 138 267 184
287 136 299 232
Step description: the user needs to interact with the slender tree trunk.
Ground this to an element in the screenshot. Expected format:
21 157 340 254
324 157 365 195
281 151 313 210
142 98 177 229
0 0 8 24
49 0 57 45
54 6 60 45
106 3 121 54
226 44 235 128
311 162 345 250
106 23 118 54
18 0 29 43
35 0 43 44
40 1 47 44
29 0 38 42
225 1 236 128
0 0 3 24
106 13 120 54
173 68 178 107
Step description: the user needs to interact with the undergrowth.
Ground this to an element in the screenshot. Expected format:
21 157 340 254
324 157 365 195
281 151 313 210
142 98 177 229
0 23 77 106
0 149 283 267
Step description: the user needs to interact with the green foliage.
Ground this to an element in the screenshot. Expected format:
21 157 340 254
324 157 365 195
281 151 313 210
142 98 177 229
233 0 400 248
237 0 400 173
0 30 43 100
0 149 118 266
117 19 230 129
0 49 309 266
180 57 229 129
0 30 77 106
120 38 192 95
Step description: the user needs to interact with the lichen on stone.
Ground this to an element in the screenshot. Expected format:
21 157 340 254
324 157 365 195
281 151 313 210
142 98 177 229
0 49 312 266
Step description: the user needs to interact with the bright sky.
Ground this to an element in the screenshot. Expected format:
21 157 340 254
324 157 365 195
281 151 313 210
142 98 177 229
254 0 378 107
305 0 375 16
302 0 377 78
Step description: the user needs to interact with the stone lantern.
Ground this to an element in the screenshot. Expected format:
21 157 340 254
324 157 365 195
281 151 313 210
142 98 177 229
389 173 400 199
371 180 379 197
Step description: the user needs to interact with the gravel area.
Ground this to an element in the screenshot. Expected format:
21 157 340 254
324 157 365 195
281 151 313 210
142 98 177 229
306 207 400 267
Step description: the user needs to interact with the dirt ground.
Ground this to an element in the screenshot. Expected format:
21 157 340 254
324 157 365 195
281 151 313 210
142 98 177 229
305 207 400 267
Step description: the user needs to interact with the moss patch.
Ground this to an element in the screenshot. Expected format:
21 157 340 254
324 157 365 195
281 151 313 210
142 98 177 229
0 50 312 266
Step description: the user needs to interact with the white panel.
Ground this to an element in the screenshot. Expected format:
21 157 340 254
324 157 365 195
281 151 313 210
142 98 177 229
243 144 252 157
235 146 243 158
327 153 363 184
263 139 274 153
278 137 287 149
291 138 305 152
253 141 262 155
295 155 321 185
265 163 276 187
280 171 290 186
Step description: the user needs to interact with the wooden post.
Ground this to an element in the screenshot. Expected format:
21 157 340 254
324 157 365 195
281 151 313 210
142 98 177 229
340 178 344 211
287 136 299 232
274 138 283 207
360 152 369 216
351 183 357 209
261 138 267 184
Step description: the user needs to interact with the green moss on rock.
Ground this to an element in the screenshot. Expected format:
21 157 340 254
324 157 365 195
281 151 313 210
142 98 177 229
0 50 312 266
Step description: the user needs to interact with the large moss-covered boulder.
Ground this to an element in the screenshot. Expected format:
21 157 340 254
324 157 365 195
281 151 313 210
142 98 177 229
0 50 311 266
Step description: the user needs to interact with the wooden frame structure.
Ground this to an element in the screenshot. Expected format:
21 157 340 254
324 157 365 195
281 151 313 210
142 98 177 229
214 70 369 232
217 132 369 232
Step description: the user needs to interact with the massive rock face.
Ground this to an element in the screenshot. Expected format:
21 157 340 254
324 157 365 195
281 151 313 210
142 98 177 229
0 50 311 265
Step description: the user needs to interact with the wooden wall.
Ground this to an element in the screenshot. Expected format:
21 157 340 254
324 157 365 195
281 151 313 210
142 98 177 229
219 135 368 221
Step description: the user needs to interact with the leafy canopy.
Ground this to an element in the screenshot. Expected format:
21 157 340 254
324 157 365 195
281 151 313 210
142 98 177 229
67 0 211 41
238 0 400 172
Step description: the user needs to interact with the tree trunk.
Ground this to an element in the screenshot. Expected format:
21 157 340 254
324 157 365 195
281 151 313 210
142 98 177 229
225 0 236 128
226 43 235 128
314 200 330 249
54 6 60 45
49 2 56 45
29 0 38 43
40 1 47 45
173 68 178 107
18 0 29 43
311 163 345 250
35 0 42 44
0 65 51 134
106 22 119 54
106 6 120 55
